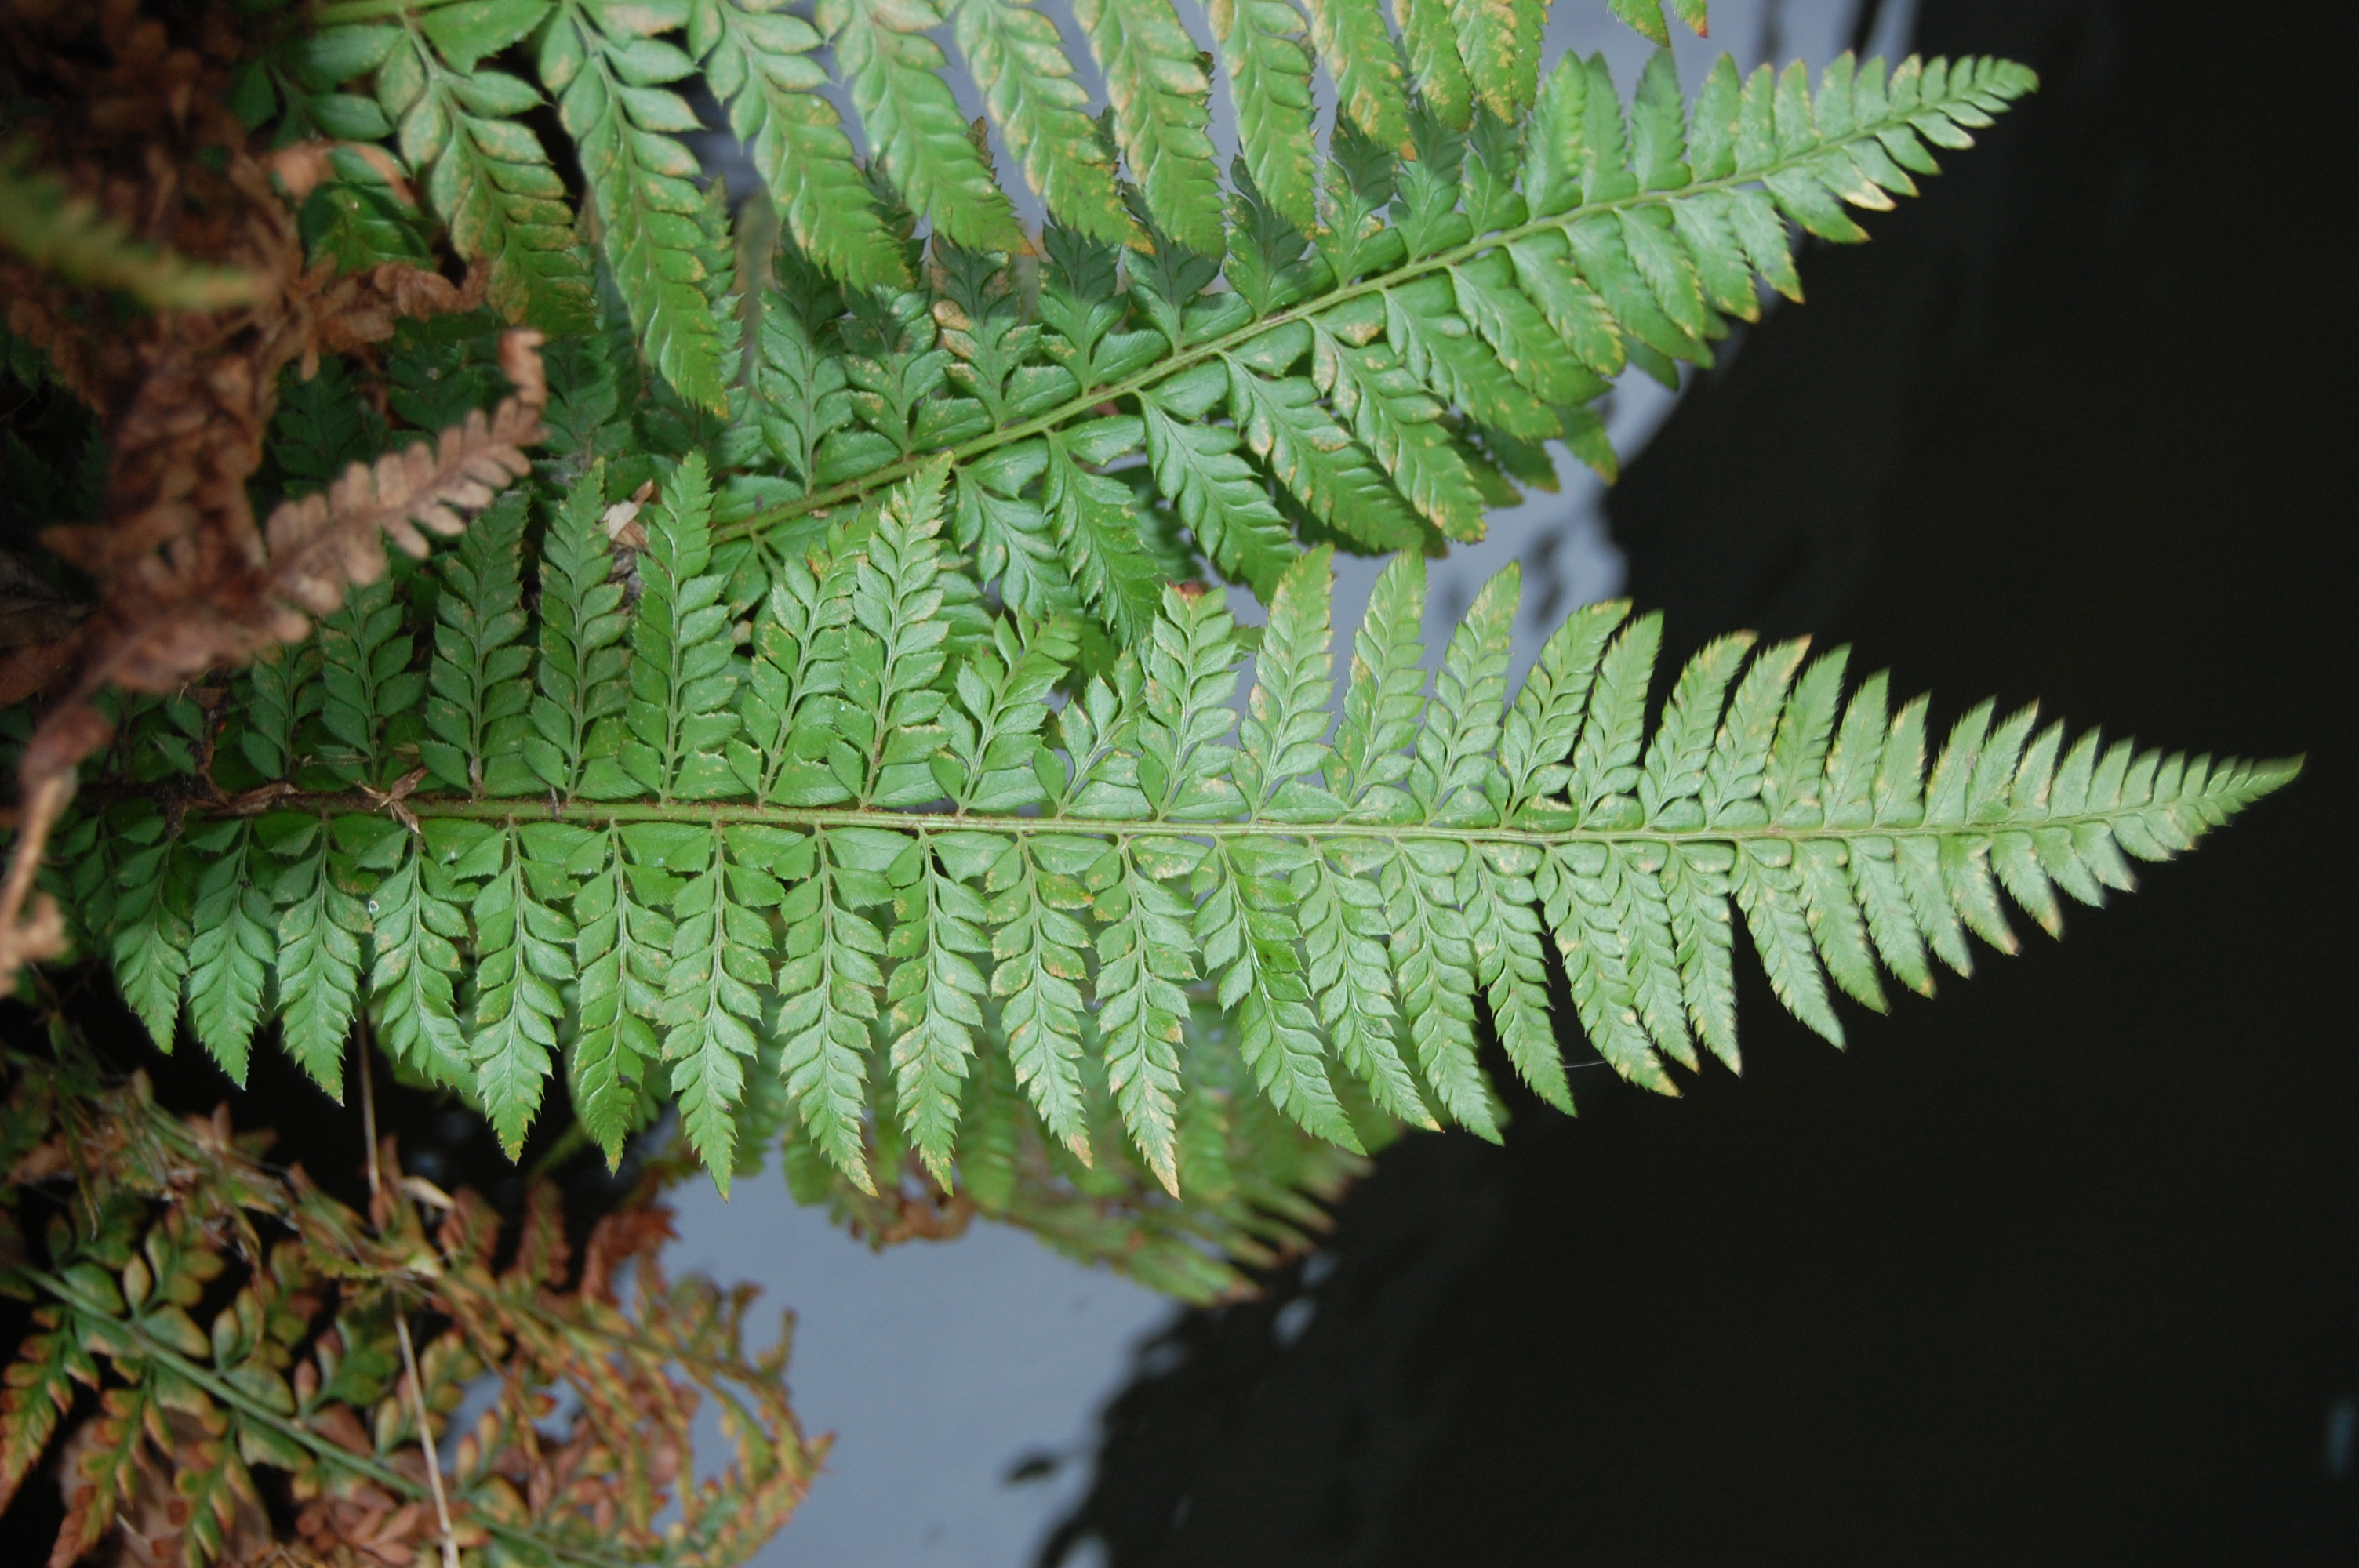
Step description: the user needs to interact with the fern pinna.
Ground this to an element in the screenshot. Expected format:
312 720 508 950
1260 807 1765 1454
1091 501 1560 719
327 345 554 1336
51 454 2295 1225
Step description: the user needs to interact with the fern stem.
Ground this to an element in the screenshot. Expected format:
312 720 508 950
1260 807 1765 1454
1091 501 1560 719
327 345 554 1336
312 0 477 21
163 789 2191 851
722 122 1925 544
358 1029 463 1568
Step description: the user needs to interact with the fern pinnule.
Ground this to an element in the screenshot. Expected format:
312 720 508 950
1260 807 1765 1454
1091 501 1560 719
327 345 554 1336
952 0 1135 245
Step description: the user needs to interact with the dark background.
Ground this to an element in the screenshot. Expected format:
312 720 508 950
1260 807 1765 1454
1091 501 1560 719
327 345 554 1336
1049 0 2359 1561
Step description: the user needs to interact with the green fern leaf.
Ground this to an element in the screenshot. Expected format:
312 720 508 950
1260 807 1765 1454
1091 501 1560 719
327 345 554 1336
1451 249 1607 407
951 0 1132 243
889 834 995 1179
1221 356 1426 551
364 824 473 1090
1414 565 1514 822
387 28 597 333
1228 852 1359 1146
1211 0 1321 233
423 491 533 796
103 517 2292 1195
1096 837 1196 1193
1632 45 1694 189
318 579 422 788
1300 0 1411 150
1447 0 1543 119
562 820 668 1163
822 0 1025 253
692 0 907 289
1304 311 1488 543
775 831 884 1190
1398 0 1474 130
260 814 363 1097
1638 629 1754 826
1381 276 1560 440
1567 612 1660 818
109 825 190 1054
987 835 1096 1158
1502 598 1628 811
183 823 276 1086
667 824 789 1192
1043 427 1172 640
523 466 633 795
1076 0 1227 256
1617 840 1696 1070
1140 385 1297 600
615 453 742 799
543 0 729 410
1240 547 1341 818
456 827 572 1155
755 289 858 493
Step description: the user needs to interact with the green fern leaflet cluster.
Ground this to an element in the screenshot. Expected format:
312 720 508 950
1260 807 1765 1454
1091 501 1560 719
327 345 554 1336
16 3 2299 1279
49 457 2295 1204
241 0 2034 619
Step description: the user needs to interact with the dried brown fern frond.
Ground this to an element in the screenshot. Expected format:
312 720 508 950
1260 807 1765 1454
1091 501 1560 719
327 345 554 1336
0 1044 816 1568
260 328 547 626
54 326 548 694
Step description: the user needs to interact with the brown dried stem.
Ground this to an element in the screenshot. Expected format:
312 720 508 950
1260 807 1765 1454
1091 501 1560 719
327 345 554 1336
358 1030 463 1568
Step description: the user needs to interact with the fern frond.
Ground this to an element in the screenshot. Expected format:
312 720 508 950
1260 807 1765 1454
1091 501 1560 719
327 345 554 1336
266 22 2019 606
267 6 2024 560
705 49 2037 637
68 463 2294 1198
